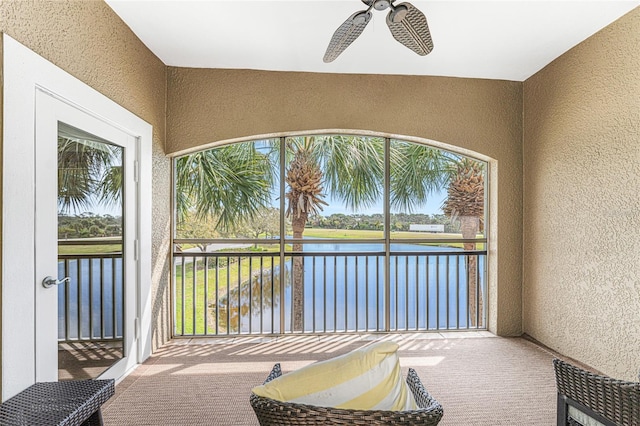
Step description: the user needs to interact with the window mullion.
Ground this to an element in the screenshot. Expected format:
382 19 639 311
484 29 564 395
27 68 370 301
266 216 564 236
384 138 391 332
279 136 286 333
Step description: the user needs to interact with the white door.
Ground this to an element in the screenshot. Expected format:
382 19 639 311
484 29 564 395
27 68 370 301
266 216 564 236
34 90 139 382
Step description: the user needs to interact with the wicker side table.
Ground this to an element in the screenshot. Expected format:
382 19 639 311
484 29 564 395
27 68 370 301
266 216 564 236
0 379 115 426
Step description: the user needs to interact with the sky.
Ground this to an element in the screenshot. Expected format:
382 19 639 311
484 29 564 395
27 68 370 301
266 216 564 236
320 191 447 216
60 194 122 217
271 183 447 217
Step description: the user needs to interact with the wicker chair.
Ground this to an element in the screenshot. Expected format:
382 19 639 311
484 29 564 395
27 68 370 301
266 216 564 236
250 363 443 425
553 358 640 426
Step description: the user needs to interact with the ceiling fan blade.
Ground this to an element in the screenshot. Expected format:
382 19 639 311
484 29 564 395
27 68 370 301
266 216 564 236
386 2 434 56
323 10 372 63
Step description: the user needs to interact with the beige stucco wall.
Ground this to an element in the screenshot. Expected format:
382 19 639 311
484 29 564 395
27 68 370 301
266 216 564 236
167 68 524 336
523 8 640 380
0 0 172 351
0 29 3 395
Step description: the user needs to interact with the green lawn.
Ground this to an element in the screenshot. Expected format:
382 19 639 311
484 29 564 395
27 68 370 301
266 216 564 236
175 247 281 335
58 244 122 255
302 228 484 249
303 228 463 240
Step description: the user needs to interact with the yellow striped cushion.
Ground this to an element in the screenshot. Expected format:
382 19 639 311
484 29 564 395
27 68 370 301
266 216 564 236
252 341 417 411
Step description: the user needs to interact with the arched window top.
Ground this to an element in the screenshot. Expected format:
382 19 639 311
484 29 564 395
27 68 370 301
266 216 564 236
174 133 486 242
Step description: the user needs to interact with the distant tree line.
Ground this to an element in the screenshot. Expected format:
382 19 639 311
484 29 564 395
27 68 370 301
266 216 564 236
307 212 459 233
58 213 122 239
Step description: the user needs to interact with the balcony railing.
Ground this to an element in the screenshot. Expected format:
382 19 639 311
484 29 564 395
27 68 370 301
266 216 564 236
173 243 487 336
58 240 123 343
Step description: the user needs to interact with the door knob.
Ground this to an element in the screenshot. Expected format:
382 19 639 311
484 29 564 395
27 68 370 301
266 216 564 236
42 276 70 289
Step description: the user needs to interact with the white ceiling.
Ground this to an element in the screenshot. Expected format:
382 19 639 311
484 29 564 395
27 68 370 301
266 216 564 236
105 0 640 81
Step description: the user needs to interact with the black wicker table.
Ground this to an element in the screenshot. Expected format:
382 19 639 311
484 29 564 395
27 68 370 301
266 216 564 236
0 379 114 426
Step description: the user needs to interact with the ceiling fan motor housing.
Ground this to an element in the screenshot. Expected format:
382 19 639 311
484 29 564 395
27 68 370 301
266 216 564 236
374 0 391 10
361 0 393 10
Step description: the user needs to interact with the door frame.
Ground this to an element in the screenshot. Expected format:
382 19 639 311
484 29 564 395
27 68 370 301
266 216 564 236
2 35 152 400
35 91 139 382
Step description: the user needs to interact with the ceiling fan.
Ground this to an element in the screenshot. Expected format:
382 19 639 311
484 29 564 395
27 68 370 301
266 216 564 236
323 0 434 63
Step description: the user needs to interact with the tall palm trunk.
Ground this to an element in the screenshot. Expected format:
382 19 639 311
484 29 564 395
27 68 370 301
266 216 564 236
460 216 481 327
291 214 307 331
285 139 326 331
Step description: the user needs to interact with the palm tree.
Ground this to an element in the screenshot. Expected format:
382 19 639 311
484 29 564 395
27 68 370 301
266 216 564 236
174 141 275 231
284 135 387 330
442 158 485 327
284 138 324 329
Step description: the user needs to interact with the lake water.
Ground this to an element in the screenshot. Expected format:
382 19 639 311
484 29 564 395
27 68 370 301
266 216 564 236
228 242 486 334
58 258 123 340
60 242 485 338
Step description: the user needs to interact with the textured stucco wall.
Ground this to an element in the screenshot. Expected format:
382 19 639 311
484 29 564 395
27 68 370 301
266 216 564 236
523 8 640 380
167 69 524 336
0 0 172 351
0 32 4 392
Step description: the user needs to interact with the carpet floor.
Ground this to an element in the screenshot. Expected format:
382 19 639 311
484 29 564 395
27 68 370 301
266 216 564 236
103 332 562 425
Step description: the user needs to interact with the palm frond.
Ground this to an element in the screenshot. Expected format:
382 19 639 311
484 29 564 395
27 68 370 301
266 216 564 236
175 141 275 231
57 137 122 214
389 141 452 212
319 136 384 211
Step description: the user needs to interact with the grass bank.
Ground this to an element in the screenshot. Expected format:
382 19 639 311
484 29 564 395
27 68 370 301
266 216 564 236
175 247 281 335
302 228 483 249
303 228 463 240
58 244 121 255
